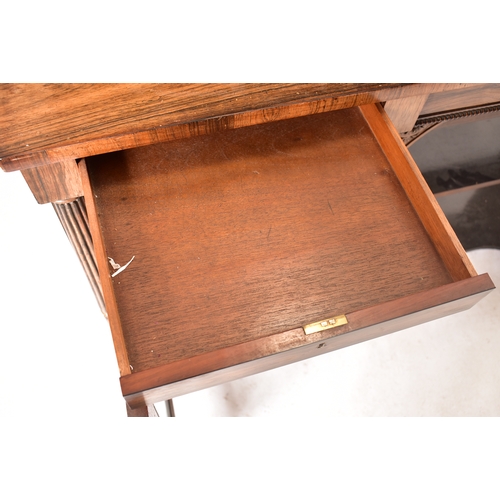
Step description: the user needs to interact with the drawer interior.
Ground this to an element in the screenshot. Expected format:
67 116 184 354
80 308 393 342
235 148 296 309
80 104 493 402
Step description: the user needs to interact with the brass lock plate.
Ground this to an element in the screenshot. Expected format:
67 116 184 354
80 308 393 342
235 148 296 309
303 314 348 335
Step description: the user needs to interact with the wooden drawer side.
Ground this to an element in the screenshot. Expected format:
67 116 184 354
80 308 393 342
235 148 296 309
360 103 477 282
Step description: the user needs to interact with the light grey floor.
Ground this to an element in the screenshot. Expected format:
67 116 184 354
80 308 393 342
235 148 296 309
1 169 499 417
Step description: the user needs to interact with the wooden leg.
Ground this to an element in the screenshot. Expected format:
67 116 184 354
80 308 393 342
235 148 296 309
126 402 159 417
165 399 175 417
53 198 107 317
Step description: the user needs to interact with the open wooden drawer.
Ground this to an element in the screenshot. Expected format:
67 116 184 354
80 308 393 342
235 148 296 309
79 103 495 409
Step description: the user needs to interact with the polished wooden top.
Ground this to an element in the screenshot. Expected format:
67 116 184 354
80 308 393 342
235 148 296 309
0 83 474 172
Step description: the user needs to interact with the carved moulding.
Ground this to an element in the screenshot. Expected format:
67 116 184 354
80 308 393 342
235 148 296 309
53 197 107 317
401 102 500 146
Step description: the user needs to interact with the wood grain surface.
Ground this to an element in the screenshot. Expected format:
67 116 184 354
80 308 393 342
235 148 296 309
360 103 477 281
384 94 429 133
86 106 455 374
0 83 476 172
420 83 500 115
21 160 83 204
21 159 83 204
